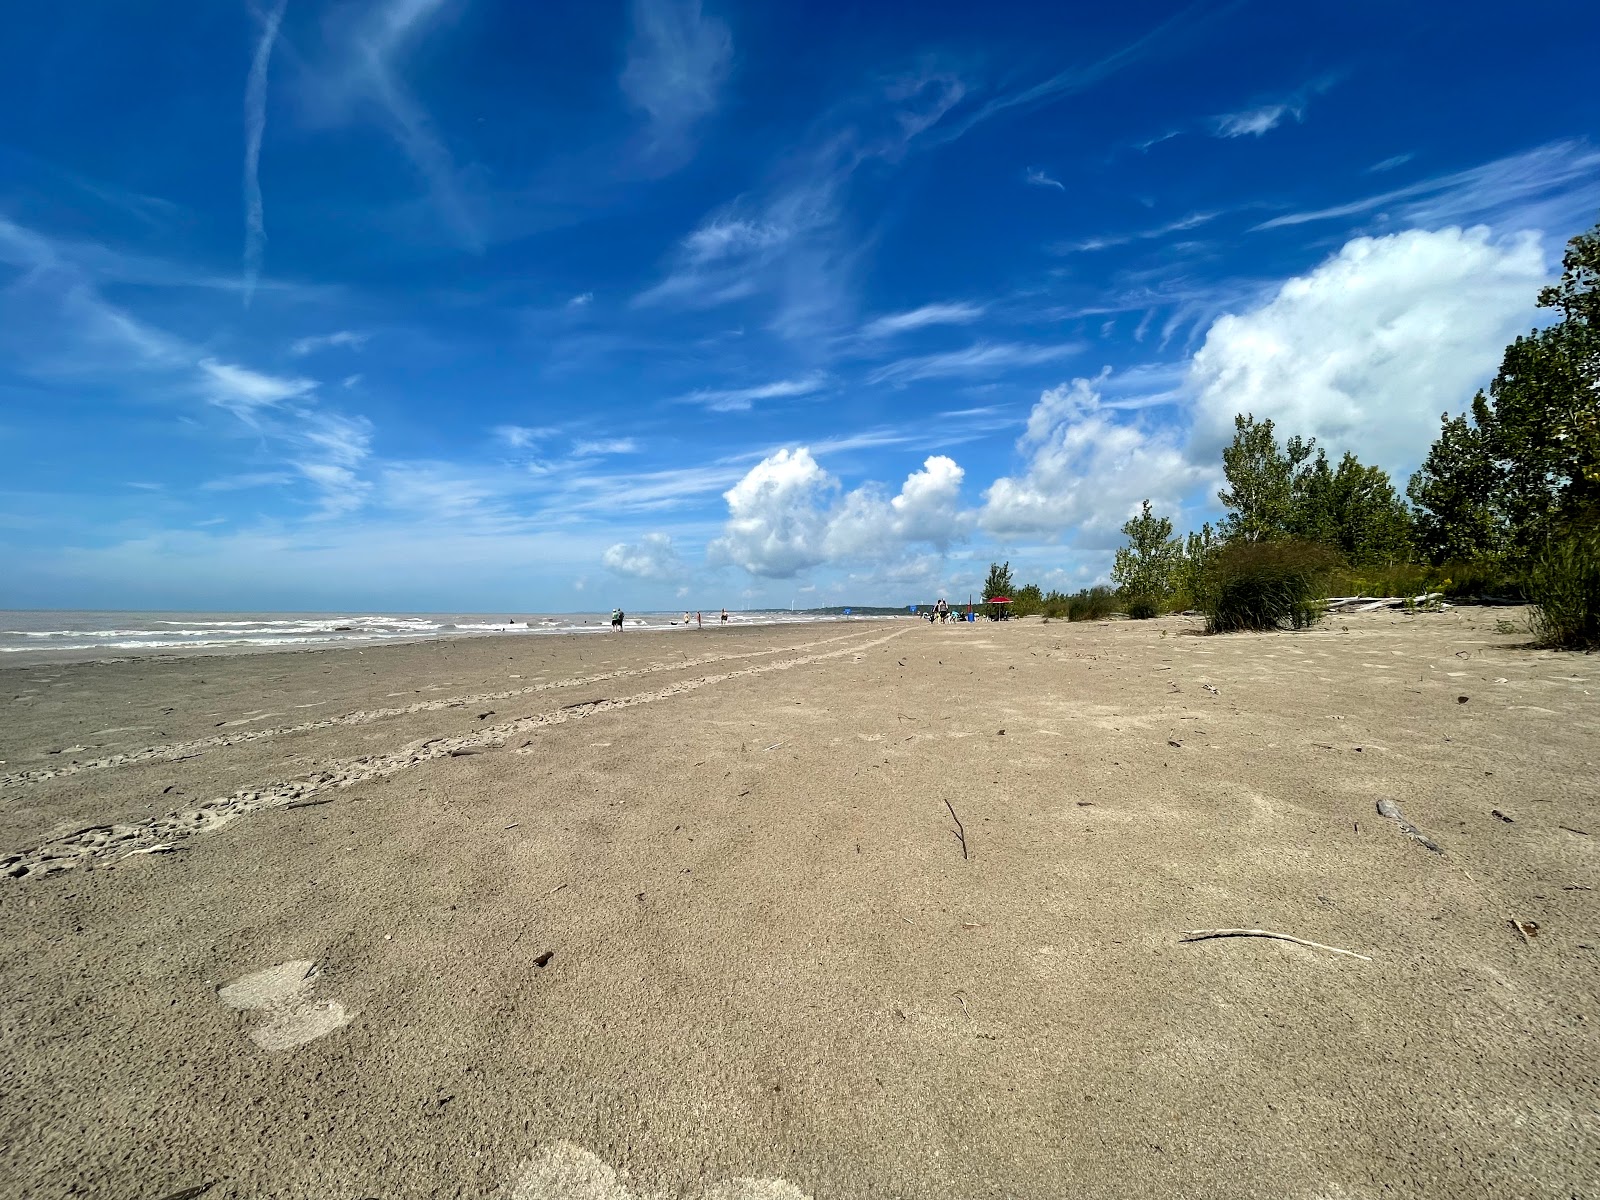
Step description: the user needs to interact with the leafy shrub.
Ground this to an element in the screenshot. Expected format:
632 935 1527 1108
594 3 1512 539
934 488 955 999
1527 526 1600 649
1200 540 1339 633
1066 586 1119 621
1125 595 1160 620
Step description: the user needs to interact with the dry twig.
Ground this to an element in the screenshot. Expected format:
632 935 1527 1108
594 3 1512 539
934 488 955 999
1180 928 1372 961
944 798 968 860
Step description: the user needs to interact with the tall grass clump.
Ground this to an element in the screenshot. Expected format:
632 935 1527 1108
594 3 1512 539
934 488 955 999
1200 540 1338 633
1527 526 1600 649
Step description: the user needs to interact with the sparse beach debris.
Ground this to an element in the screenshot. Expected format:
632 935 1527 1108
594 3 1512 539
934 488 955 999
944 798 968 860
1180 929 1372 961
1167 739 1182 748
448 746 485 757
1558 825 1589 836
1376 798 1443 853
762 741 784 751
1509 918 1539 944
155 1183 218 1200
1202 684 1219 695
1491 809 1514 823
285 797 335 810
533 950 554 968
560 698 609 710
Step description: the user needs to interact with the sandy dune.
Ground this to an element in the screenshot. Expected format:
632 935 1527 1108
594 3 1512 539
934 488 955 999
1 612 1595 1199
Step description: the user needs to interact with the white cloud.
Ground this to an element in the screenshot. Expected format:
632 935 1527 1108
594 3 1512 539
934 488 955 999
619 0 733 163
824 455 969 557
290 330 368 356
566 292 594 308
1025 167 1065 192
242 0 288 303
311 0 480 248
1055 211 1216 254
868 342 1080 385
1213 103 1297 138
572 438 640 456
1254 139 1600 232
1368 152 1415 174
494 424 553 449
603 532 685 580
198 359 317 413
860 302 986 338
680 374 826 412
200 471 294 491
708 448 836 578
1188 225 1547 475
709 449 970 578
981 374 1203 540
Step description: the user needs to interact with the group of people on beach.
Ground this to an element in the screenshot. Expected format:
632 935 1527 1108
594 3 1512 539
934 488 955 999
608 609 728 630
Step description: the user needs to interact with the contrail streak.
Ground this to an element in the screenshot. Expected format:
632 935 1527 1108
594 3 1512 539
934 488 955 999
243 0 289 305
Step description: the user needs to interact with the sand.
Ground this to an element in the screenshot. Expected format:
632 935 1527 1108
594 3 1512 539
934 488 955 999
0 611 1595 1199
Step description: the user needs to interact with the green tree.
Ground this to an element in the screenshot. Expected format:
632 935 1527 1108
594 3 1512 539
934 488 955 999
1218 414 1317 542
1111 499 1181 613
1011 582 1045 615
1407 398 1508 564
1412 218 1600 556
982 561 1015 601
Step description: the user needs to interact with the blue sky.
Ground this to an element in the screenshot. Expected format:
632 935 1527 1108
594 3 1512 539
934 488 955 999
3 1 1598 611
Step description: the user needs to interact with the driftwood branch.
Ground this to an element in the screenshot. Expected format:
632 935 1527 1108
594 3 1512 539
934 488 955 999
1180 929 1372 961
944 799 968 860
1377 798 1443 853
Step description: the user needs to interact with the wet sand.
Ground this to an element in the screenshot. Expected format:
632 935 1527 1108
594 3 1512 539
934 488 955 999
1 612 1596 1198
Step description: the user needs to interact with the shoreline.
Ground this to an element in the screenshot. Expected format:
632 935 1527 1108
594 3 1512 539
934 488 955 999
0 610 900 669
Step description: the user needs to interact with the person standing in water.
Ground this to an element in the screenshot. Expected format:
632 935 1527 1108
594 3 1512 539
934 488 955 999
720 608 729 624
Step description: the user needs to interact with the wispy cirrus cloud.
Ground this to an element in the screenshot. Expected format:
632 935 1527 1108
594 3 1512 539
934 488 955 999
1254 138 1600 232
620 0 733 169
860 302 986 339
1055 210 1217 253
1024 167 1065 192
1368 152 1415 174
867 342 1081 385
679 374 827 412
1212 103 1298 138
290 330 368 356
572 438 640 456
242 0 288 304
308 0 481 249
199 359 317 415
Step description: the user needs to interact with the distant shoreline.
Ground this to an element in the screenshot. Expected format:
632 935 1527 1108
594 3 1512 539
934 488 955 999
0 609 900 669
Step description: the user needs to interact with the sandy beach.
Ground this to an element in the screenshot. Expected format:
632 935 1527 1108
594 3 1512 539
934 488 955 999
1 612 1596 1199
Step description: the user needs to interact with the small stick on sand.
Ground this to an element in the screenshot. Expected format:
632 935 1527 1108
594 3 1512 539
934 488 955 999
1180 929 1372 961
1376 798 1443 853
285 797 335 810
944 798 968 860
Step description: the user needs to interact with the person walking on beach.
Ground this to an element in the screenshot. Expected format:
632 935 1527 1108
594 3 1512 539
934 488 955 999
611 607 624 632
935 597 949 624
696 611 703 629
720 608 728 624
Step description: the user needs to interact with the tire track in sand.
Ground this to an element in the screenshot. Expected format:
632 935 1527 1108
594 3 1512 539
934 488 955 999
2 627 909 880
0 628 885 790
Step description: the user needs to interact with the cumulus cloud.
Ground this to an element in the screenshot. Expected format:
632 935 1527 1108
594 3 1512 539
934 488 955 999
824 455 968 558
708 448 836 577
1188 225 1547 474
981 374 1203 541
709 449 969 578
603 532 685 580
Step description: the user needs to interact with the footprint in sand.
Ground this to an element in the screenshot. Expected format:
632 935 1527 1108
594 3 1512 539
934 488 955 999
501 1142 808 1200
217 960 355 1051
